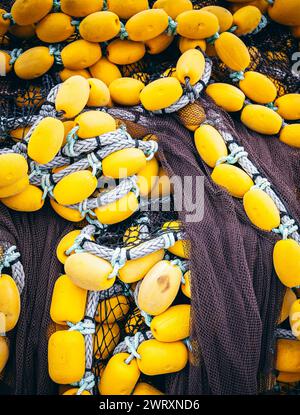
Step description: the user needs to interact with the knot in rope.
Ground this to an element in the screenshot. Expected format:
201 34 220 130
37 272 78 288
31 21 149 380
166 17 177 36
65 230 93 256
108 247 128 280
49 44 62 65
87 152 102 176
0 246 20 275
67 320 96 335
144 140 158 161
206 32 219 45
273 219 299 240
124 333 142 364
41 174 54 200
9 49 23 65
216 146 248 166
74 373 95 395
64 125 79 157
85 214 107 233
253 177 271 191
119 22 128 40
2 12 14 23
136 215 151 226
229 71 245 82
29 161 43 180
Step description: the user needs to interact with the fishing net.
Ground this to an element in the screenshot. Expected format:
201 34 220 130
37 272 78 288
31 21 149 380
0 0 300 396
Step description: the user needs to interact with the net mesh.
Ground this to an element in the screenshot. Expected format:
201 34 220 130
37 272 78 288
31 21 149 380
0 0 300 396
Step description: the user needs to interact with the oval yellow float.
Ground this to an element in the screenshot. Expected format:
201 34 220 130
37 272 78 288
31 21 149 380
65 252 114 291
273 239 300 288
50 275 87 325
211 164 254 198
138 260 182 315
0 274 20 332
48 331 85 384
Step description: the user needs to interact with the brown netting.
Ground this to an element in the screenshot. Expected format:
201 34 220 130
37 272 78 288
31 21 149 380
1 0 300 396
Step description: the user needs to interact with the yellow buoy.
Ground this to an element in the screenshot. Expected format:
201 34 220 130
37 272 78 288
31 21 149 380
176 10 220 39
14 46 54 80
79 11 121 43
109 77 145 106
137 339 188 375
107 39 146 65
125 9 169 42
140 78 183 111
0 336 9 373
194 124 228 168
151 304 191 342
1 185 44 212
102 148 147 179
56 230 82 264
181 270 191 298
60 0 104 17
50 199 84 222
275 94 300 121
11 0 53 25
239 71 277 104
153 0 193 20
65 252 114 291
28 117 64 164
279 124 300 148
211 164 254 198
273 239 300 288
55 75 90 119
99 353 140 395
138 260 182 315
50 275 87 325
0 153 28 188
289 299 300 339
89 57 122 86
118 250 165 284
279 289 296 324
176 49 205 85
206 83 245 112
0 274 20 332
53 170 98 205
48 331 85 384
36 13 75 43
133 382 164 395
87 78 111 107
241 104 283 135
75 111 116 138
276 339 300 373
94 191 139 225
61 40 102 70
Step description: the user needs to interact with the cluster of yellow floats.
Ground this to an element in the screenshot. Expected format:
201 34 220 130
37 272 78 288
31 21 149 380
0 0 300 394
